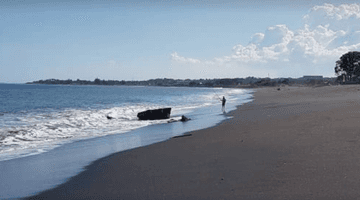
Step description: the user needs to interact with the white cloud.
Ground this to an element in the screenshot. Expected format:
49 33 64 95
304 3 360 31
171 3 360 78
171 52 201 64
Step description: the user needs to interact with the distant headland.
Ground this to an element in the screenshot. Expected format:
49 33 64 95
27 76 338 88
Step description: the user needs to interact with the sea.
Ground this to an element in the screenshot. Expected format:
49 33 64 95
0 83 253 199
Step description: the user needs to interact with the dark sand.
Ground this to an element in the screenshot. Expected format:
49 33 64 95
27 85 360 199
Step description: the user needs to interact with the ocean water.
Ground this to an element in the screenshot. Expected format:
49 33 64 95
0 83 254 199
0 83 252 162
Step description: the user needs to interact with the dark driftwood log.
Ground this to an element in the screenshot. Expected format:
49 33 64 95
137 108 171 120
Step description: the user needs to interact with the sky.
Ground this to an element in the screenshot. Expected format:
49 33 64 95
1 0 360 83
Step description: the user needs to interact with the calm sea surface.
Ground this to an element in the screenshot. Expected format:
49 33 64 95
0 83 253 162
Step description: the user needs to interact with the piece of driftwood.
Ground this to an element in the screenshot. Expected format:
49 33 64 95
137 108 171 120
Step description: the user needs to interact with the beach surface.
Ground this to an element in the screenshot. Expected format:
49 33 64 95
27 85 360 199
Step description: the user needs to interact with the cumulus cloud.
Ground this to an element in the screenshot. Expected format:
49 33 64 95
171 3 360 78
303 3 360 31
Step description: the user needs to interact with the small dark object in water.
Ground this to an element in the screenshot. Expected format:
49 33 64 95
137 108 171 120
168 115 191 123
106 115 113 120
277 88 280 91
180 115 191 122
172 133 192 139
8 130 19 134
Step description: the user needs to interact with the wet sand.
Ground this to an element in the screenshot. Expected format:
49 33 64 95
27 85 360 199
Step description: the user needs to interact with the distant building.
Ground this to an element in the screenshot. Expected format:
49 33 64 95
301 76 323 80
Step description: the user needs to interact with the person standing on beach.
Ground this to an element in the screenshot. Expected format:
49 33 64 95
221 96 226 112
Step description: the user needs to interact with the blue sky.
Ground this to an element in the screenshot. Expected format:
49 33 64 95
1 0 360 83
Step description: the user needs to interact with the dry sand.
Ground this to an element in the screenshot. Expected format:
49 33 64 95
27 85 360 200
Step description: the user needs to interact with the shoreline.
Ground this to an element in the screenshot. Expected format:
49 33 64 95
0 85 252 163
26 85 360 199
0 88 253 199
24 95 256 200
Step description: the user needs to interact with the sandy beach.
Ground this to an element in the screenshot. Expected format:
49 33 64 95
26 85 360 199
